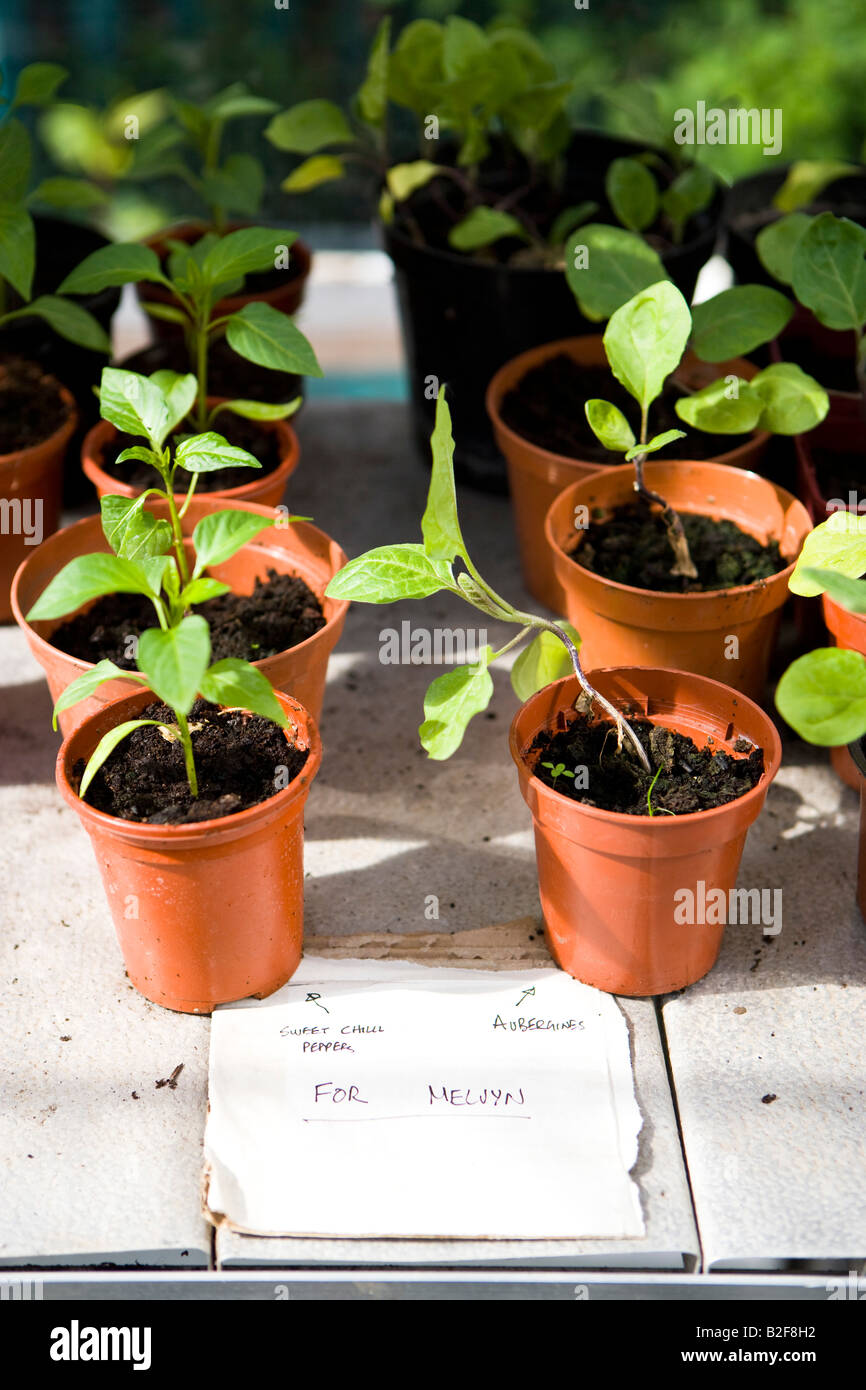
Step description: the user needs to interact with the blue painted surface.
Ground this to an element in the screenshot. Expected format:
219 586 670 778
306 372 407 403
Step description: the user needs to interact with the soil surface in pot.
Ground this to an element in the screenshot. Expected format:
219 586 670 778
76 698 308 824
569 501 785 592
499 355 737 462
530 712 764 815
51 569 325 667
100 412 282 492
0 356 71 454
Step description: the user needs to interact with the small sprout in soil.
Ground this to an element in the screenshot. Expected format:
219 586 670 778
542 761 575 786
325 389 651 773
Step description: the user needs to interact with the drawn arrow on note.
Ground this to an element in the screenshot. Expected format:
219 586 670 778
305 992 329 1014
515 986 536 1007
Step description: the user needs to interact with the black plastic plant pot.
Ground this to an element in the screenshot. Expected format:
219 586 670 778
723 164 866 289
0 217 121 506
848 737 866 782
384 129 722 493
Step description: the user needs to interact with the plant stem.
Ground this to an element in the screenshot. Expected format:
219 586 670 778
165 487 191 586
175 711 199 797
195 314 210 432
634 407 697 580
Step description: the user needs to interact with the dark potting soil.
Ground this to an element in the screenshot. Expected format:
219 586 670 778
77 698 307 824
0 356 71 454
499 356 737 462
50 568 325 668
101 412 282 492
530 713 764 816
570 501 785 593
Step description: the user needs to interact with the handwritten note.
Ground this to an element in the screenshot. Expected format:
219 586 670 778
205 959 644 1240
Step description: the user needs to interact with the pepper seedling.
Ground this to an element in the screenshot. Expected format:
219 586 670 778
325 390 651 773
56 226 321 433
776 510 866 747
26 365 297 646
582 280 830 577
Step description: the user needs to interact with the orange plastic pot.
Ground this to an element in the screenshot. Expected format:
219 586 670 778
56 686 321 1013
545 459 810 702
0 381 76 622
509 667 782 995
81 407 299 508
137 220 312 335
822 593 866 791
486 337 769 612
847 736 866 922
12 497 348 733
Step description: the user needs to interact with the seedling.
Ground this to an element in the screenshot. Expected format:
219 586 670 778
582 280 829 577
326 390 651 773
646 764 674 817
56 226 321 432
776 510 866 747
542 761 575 786
0 61 110 351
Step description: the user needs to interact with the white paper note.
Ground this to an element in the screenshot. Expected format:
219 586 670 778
205 959 645 1240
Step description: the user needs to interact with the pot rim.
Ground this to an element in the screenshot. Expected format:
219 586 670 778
0 379 78 468
80 409 299 502
56 685 322 844
545 459 809 604
10 498 349 678
485 335 769 471
508 666 783 832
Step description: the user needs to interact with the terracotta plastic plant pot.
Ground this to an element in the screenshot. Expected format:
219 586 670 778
847 735 866 923
822 593 866 791
81 406 299 508
137 220 312 339
793 394 866 525
56 686 321 1013
509 667 783 995
545 459 811 703
486 337 769 612
11 497 348 733
0 381 77 623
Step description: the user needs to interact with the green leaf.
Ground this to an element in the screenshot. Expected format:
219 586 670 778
421 391 466 563
788 510 866 597
660 165 715 242
455 572 514 621
143 302 189 327
755 213 813 287
99 368 171 448
101 493 172 561
675 377 763 434
281 155 345 192
565 224 668 322
442 15 489 80
625 429 686 461
264 100 354 154
52 661 147 731
12 62 66 108
211 397 301 423
605 157 658 232
357 15 391 130
204 84 278 122
191 509 274 576
325 544 455 604
201 155 264 220
801 568 866 614
58 242 164 295
0 201 35 300
386 160 441 202
689 285 793 363
174 431 261 475
603 280 691 411
584 399 636 453
548 201 598 248
447 207 528 252
149 371 197 434
199 659 288 728
773 161 861 214
79 720 164 800
775 648 866 746
748 363 830 435
201 226 297 288
510 624 580 702
0 119 31 202
181 577 231 607
29 176 105 209
19 295 110 353
419 652 494 760
791 212 866 333
137 615 211 717
115 446 160 469
26 553 166 621
225 302 323 377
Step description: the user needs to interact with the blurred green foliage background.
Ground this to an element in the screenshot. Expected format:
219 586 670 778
3 0 865 237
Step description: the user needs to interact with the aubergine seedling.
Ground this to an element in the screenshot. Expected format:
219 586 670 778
581 279 830 578
776 511 866 747
325 390 651 773
56 226 321 433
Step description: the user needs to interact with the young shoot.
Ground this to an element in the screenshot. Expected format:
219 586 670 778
542 761 575 786
325 389 651 773
57 226 322 432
